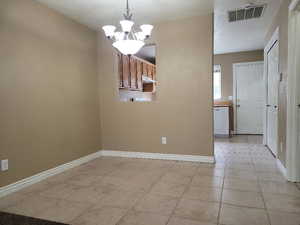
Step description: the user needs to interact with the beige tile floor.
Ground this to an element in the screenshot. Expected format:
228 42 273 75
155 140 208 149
1 135 300 225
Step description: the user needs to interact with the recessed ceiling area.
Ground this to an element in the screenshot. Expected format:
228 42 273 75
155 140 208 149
214 0 282 54
34 0 213 30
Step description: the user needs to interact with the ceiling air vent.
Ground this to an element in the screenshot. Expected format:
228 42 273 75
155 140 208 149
228 4 266 22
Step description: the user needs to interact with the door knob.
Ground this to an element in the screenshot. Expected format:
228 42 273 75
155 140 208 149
236 104 241 107
274 105 278 109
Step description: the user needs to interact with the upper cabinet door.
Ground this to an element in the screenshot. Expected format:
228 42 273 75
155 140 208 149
122 55 130 88
147 64 153 79
153 66 156 82
130 56 137 90
136 60 143 91
142 62 148 77
118 54 123 88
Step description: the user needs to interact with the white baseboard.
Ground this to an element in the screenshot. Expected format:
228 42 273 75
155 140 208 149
100 150 215 163
0 151 102 198
276 158 287 178
0 150 214 198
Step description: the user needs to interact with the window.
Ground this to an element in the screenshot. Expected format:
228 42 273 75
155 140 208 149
213 65 222 100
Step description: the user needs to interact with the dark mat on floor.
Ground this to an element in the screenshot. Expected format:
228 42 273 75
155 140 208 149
0 212 69 225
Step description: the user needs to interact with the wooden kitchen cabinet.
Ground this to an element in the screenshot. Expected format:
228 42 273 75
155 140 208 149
118 53 156 92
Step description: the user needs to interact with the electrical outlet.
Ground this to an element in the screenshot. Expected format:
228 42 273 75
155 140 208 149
161 137 167 145
1 159 8 171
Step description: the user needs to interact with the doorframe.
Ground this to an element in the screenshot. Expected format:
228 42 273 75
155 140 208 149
263 27 279 148
232 61 264 134
286 0 300 182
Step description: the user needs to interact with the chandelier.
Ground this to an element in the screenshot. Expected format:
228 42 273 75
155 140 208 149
102 0 153 55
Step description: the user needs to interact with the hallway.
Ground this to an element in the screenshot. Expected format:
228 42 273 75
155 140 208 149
0 136 299 225
215 135 300 225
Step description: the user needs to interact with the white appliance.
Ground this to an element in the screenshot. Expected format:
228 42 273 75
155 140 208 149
214 107 229 137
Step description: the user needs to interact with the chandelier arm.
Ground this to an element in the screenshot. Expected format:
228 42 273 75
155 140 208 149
131 27 138 40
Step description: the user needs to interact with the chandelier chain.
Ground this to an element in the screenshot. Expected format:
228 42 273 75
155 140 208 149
124 0 133 20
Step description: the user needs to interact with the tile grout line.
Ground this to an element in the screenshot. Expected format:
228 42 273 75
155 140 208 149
216 168 225 225
164 164 200 225
114 161 176 225
253 155 272 225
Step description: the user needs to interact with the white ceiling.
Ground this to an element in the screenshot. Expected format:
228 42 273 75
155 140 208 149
214 0 282 54
35 0 213 30
35 0 282 55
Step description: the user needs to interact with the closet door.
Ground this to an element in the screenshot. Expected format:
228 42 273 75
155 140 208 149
266 41 280 156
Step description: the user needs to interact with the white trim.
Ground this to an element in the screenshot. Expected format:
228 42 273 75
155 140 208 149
263 27 279 147
286 8 300 182
0 151 102 198
289 0 300 12
276 159 287 179
101 150 215 163
232 61 264 134
265 27 279 54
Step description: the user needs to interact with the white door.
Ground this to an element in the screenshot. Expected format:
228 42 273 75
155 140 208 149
297 11 300 158
297 16 300 156
234 62 264 134
266 41 280 156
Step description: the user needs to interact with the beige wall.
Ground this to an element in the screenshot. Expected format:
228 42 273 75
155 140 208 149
265 0 291 167
98 16 214 156
214 50 264 100
0 0 101 187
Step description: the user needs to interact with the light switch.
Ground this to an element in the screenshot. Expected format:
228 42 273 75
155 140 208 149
1 159 8 171
161 137 167 145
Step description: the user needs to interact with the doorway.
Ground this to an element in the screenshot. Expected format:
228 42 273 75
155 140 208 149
264 29 280 157
233 61 264 135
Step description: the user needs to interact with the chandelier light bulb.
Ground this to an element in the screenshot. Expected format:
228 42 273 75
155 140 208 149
140 24 153 37
120 20 134 33
113 40 145 55
102 25 116 38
